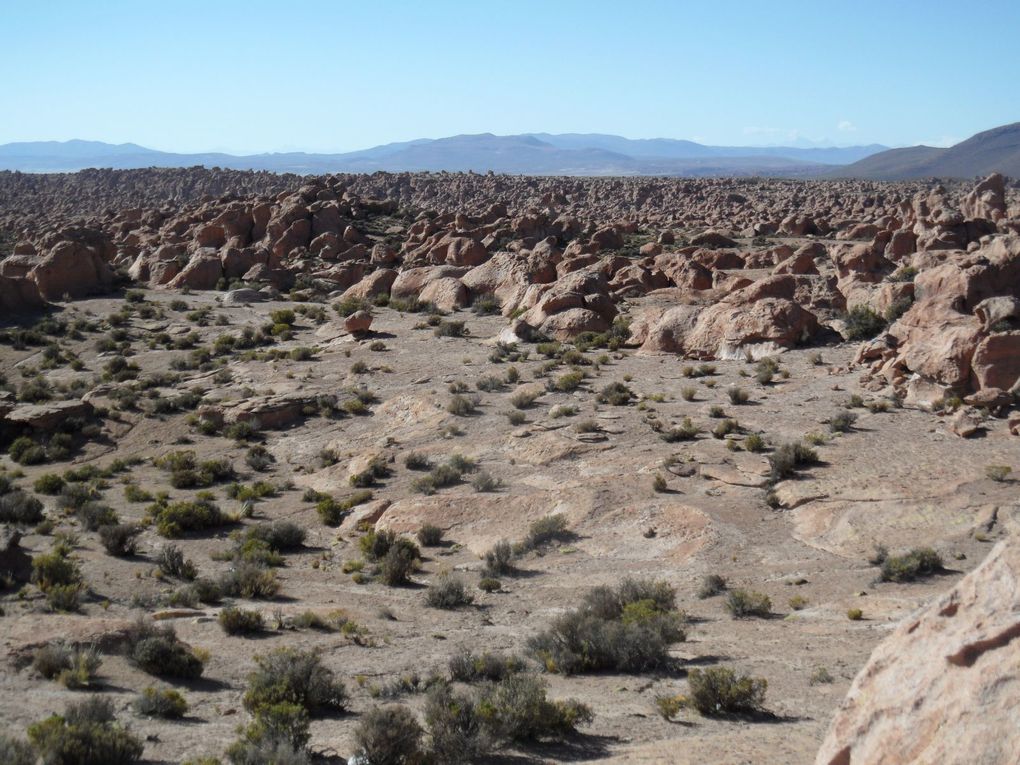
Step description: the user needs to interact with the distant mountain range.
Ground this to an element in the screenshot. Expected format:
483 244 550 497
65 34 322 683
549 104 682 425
0 134 886 177
832 122 1020 180
0 125 1016 179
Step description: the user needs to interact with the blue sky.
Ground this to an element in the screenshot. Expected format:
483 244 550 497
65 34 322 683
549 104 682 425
2 0 1018 153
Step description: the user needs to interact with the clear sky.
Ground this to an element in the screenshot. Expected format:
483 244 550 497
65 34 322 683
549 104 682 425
3 0 1018 153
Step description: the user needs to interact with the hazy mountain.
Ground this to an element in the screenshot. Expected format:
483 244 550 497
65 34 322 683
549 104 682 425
0 133 890 176
833 123 1020 179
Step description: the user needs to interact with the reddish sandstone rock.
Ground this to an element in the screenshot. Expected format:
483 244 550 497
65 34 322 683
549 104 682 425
168 253 223 290
344 310 373 335
30 240 114 300
970 332 1020 392
816 540 1020 765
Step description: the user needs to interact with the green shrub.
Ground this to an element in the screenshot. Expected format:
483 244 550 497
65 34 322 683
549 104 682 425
727 387 750 405
243 648 347 716
226 702 311 765
434 320 467 338
829 410 858 433
353 705 424 765
725 589 772 618
27 697 144 765
481 673 593 741
845 305 886 340
528 579 685 674
219 562 280 599
424 685 493 763
99 523 142 557
46 583 83 612
220 607 265 635
767 441 818 482
148 495 227 537
157 544 198 580
34 473 66 495
448 650 524 683
134 687 188 719
9 436 47 465
879 547 943 582
478 577 501 593
381 538 421 586
0 734 34 765
687 667 767 716
597 382 634 405
126 620 204 679
0 490 44 524
32 549 81 590
33 643 101 688
403 452 431 471
244 521 306 552
660 417 700 442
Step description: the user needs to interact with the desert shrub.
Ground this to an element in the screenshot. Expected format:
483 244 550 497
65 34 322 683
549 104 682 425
712 418 740 439
225 702 312 765
381 538 421 586
528 579 684 674
725 589 772 618
789 594 808 611
522 514 571 550
154 450 234 488
9 436 47 465
245 521 305 552
476 374 504 392
27 696 144 765
158 544 198 580
416 524 443 546
552 370 585 392
660 417 699 442
126 620 204 679
481 673 593 741
847 607 863 621
424 684 493 763
509 389 540 409
470 471 501 492
134 687 187 719
0 490 45 524
32 549 81 590
597 382 634 405
879 547 943 582
34 643 101 688
46 583 83 612
99 523 142 557
478 577 501 592
844 305 886 340
744 433 766 452
220 562 281 599
245 445 275 472
483 540 515 576
315 489 372 526
767 441 818 482
403 452 431 471
353 705 424 765
434 320 467 338
985 465 1012 482
76 502 119 531
448 650 524 683
220 607 265 635
727 387 750 405
34 473 66 495
148 495 227 537
243 647 347 715
425 574 473 609
0 734 34 765
446 393 478 416
829 410 858 433
687 667 767 716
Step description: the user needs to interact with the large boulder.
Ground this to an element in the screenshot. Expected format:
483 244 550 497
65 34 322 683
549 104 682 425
816 540 1020 765
960 173 1006 222
30 240 114 300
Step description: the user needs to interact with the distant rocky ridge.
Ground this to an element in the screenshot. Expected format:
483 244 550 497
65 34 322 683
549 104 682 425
834 122 1020 180
0 133 886 177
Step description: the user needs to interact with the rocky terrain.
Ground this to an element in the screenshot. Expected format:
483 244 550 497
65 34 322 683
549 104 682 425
1 167 1018 765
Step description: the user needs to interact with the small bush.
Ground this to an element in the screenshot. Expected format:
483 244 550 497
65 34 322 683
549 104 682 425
99 523 142 557
470 471 502 492
425 575 474 609
0 734 34 765
27 696 144 765
353 705 424 765
660 417 699 442
434 320 467 338
220 562 281 599
879 547 943 582
478 577 501 593
424 684 493 763
523 514 571 550
381 538 421 586
845 305 886 340
0 490 45 524
727 387 750 405
158 544 198 580
767 441 818 482
697 574 727 599
847 607 863 621
446 394 478 416
986 465 1012 482
597 382 634 406
448 650 524 683
134 687 188 719
829 410 858 433
34 473 66 495
417 524 444 546
126 620 204 679
404 452 431 471
483 540 515 576
220 606 265 635
481 673 593 741
243 647 346 716
725 589 772 618
743 433 766 452
148 495 227 537
32 549 81 590
34 643 101 688
687 667 767 716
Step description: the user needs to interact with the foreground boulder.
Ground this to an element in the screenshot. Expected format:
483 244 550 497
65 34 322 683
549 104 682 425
816 540 1020 765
